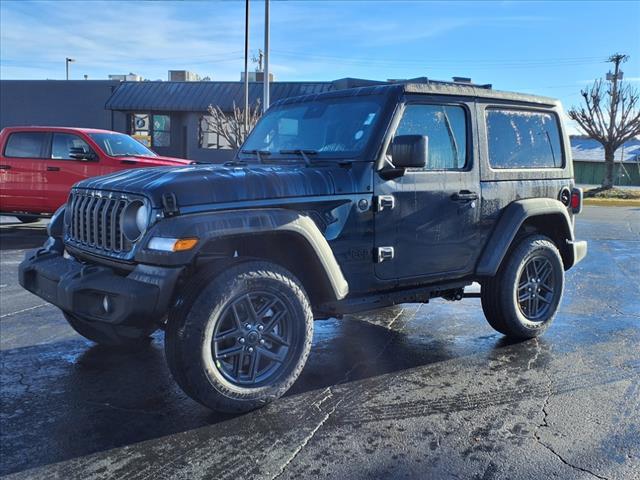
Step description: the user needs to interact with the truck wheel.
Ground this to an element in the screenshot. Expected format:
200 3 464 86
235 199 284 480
481 235 564 340
16 216 40 224
63 312 154 350
165 261 313 413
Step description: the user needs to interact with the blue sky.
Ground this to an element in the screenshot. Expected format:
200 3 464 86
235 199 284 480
1 0 639 129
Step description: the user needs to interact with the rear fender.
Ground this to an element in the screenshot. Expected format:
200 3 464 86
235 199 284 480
476 198 582 276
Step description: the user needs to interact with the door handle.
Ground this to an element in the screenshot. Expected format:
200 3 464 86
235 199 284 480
451 191 478 202
0 165 11 170
47 166 60 171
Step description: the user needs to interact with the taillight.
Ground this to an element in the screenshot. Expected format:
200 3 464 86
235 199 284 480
570 188 583 214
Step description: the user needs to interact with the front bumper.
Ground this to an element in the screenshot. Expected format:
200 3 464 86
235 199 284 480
18 243 182 326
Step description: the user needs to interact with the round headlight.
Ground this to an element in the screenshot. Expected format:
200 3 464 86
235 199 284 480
135 203 150 232
122 200 148 241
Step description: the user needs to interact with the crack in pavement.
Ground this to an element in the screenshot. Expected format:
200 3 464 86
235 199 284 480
270 306 421 479
607 303 640 319
532 347 610 480
270 400 341 480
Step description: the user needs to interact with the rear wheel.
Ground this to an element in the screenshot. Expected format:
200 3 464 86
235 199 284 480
165 261 313 413
63 312 155 350
481 235 564 340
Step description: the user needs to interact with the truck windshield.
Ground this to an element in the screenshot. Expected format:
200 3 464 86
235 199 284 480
88 132 157 157
241 95 385 158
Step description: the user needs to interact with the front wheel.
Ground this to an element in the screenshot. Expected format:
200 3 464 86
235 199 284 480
481 235 564 340
165 261 313 413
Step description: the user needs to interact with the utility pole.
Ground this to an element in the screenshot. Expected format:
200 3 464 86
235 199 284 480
606 53 628 186
243 0 250 135
263 0 270 113
606 53 627 140
65 57 75 80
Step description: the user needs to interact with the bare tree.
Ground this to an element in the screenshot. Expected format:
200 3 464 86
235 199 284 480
203 100 262 149
568 53 640 189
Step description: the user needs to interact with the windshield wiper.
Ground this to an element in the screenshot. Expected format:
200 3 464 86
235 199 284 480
279 149 318 167
240 149 271 164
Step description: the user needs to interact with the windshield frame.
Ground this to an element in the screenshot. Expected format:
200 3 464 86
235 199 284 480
88 132 158 158
238 92 394 163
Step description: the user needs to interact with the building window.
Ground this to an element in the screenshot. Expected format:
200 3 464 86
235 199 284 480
199 115 232 150
130 113 171 148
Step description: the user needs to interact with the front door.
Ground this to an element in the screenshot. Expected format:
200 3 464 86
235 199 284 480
46 132 102 211
375 100 482 282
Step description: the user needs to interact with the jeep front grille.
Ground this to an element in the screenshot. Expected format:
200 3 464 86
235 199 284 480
66 191 132 253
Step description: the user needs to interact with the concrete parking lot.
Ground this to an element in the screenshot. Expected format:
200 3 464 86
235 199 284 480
1 206 638 480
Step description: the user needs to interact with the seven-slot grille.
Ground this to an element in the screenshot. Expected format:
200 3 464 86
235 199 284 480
66 190 132 253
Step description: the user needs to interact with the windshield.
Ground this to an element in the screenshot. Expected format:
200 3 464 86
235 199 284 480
88 132 157 157
241 95 385 158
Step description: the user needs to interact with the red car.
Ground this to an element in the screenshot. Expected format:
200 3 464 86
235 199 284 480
0 127 193 222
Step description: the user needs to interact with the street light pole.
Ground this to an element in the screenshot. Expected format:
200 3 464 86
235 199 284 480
65 57 75 80
263 0 270 113
243 0 250 135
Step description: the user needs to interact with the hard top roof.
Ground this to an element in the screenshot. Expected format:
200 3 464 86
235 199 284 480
272 82 559 108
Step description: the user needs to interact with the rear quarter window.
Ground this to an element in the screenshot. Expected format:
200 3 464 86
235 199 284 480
4 132 48 158
486 109 563 169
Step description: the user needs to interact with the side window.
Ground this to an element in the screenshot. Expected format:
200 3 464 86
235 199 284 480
486 109 563 169
395 104 467 170
4 132 47 158
51 133 93 160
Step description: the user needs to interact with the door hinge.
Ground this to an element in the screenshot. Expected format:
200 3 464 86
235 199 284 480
375 195 395 212
376 246 395 263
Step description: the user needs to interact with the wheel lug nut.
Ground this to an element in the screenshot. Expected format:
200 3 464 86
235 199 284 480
248 347 254 353
258 325 264 331
260 339 265 345
245 323 251 329
239 338 245 344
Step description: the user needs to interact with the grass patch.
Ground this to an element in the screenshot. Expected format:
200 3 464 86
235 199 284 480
584 187 640 200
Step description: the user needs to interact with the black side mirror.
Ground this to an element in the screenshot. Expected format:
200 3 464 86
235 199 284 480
69 147 97 162
391 135 428 168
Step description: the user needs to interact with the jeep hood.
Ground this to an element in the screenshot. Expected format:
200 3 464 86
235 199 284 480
74 163 365 207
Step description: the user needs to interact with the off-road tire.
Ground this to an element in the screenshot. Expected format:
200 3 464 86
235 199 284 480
16 216 40 224
481 235 564 340
164 260 313 413
63 312 155 350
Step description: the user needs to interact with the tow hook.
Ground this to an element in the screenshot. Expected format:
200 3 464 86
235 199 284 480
443 288 464 301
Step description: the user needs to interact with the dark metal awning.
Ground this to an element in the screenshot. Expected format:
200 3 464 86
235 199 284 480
105 81 334 112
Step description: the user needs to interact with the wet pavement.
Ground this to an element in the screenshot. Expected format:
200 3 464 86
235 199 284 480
1 206 638 480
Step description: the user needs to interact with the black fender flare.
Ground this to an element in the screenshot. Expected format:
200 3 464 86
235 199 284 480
136 208 349 301
475 198 582 277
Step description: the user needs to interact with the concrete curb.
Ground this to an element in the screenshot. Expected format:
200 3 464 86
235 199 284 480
583 198 640 207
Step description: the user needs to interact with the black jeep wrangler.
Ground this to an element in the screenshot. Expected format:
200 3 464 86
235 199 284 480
19 81 587 412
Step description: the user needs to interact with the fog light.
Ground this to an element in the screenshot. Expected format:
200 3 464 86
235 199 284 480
102 295 112 314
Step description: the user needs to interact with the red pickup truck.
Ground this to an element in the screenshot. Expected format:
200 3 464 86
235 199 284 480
0 126 193 222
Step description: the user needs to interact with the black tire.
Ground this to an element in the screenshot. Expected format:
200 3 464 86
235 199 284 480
481 235 564 340
165 260 313 413
63 312 155 350
16 215 40 224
